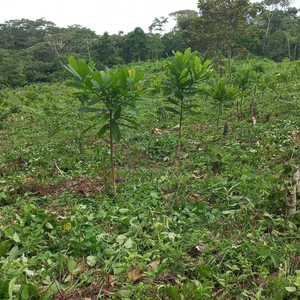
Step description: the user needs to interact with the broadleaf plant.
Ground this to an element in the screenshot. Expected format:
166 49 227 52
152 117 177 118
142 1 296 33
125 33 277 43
65 56 144 196
163 48 211 158
206 78 240 134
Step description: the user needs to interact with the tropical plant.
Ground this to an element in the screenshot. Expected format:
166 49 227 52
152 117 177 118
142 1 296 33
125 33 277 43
206 78 240 134
163 48 211 157
65 56 144 196
233 68 254 119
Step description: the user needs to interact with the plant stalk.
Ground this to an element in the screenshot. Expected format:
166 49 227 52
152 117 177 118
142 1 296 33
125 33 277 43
178 98 184 158
109 111 116 197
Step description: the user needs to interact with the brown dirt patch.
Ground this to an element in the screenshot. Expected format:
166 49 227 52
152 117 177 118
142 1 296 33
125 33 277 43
15 175 104 199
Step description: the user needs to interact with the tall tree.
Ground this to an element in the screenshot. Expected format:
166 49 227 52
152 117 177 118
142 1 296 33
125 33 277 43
92 32 119 69
263 0 291 36
149 17 169 36
124 27 148 62
194 0 262 81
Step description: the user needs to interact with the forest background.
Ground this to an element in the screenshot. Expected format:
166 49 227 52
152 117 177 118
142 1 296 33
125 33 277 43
1 0 300 88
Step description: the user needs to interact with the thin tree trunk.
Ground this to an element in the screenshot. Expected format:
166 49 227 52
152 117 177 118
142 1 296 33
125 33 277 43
228 45 232 84
216 104 221 135
109 111 116 197
287 35 291 61
286 168 300 218
177 98 184 159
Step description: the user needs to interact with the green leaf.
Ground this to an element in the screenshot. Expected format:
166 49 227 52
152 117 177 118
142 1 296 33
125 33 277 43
28 284 39 296
114 106 121 121
134 71 145 83
198 263 213 278
176 51 184 71
270 253 281 267
78 107 100 113
87 256 97 267
166 284 181 300
183 47 191 62
9 278 17 300
285 287 296 292
124 237 133 249
165 107 179 114
21 284 29 300
92 71 104 86
111 119 121 142
13 232 20 243
97 124 109 138
0 241 6 257
45 222 53 229
68 56 78 72
260 245 271 258
68 259 76 273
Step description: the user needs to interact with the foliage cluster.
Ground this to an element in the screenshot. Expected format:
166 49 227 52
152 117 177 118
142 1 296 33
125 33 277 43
0 53 300 299
1 1 300 87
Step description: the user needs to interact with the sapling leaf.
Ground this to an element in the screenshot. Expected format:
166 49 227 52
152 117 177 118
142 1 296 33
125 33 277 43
134 71 145 83
68 56 78 72
114 106 121 121
285 287 296 292
111 119 121 142
21 284 29 300
97 124 109 138
68 259 76 273
165 107 179 114
260 245 271 258
13 232 20 243
78 107 100 113
87 256 97 267
9 277 17 300
270 253 281 267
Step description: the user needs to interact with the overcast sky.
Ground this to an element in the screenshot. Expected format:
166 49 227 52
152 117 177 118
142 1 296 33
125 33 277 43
1 0 300 35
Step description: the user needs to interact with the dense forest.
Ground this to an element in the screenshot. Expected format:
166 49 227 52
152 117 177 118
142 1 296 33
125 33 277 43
0 0 300 88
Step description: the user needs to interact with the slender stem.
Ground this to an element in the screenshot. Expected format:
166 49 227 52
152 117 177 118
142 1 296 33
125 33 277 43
228 45 232 84
216 104 221 135
109 110 116 197
240 94 244 119
178 98 184 158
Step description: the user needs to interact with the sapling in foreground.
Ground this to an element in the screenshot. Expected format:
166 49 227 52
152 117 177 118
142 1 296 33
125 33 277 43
65 56 144 196
163 48 211 158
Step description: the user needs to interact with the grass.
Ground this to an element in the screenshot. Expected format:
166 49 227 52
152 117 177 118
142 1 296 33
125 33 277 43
1 58 300 299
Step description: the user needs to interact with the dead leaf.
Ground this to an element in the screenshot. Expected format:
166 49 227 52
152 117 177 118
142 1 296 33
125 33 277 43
163 156 170 162
150 128 162 134
195 244 206 252
108 275 115 287
128 268 143 282
192 173 205 179
148 260 161 271
189 193 202 201
171 160 180 167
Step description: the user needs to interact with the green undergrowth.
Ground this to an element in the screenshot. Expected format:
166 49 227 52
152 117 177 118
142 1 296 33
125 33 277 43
1 58 300 299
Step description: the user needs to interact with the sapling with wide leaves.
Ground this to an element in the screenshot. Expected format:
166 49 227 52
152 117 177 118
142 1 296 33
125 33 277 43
233 68 254 119
65 56 144 196
206 78 240 135
163 48 211 158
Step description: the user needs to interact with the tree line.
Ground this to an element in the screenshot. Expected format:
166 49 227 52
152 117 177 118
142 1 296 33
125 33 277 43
0 0 299 88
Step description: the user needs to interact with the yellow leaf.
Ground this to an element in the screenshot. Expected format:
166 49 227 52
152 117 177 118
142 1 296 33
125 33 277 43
130 68 136 79
64 222 72 231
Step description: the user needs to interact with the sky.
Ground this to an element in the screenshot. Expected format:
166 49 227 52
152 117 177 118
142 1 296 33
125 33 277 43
1 0 300 35
0 0 198 35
